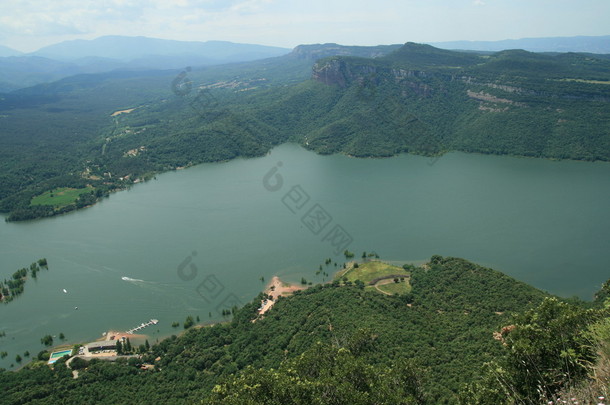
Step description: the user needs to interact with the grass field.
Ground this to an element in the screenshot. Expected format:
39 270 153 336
377 279 412 295
335 261 411 294
31 187 92 208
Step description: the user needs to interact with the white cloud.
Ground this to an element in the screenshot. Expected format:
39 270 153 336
0 0 608 52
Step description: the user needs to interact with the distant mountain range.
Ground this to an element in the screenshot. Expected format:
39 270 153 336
1 35 609 92
430 35 610 53
1 40 610 221
29 35 290 62
290 43 402 60
0 45 22 57
0 36 290 92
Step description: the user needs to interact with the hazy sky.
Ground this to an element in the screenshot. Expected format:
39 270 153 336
1 0 609 52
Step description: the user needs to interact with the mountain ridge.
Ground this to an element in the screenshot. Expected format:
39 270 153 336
430 34 610 53
29 35 290 62
0 36 292 92
1 42 610 221
0 45 22 57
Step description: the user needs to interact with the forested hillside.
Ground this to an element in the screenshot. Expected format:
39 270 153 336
1 43 609 221
300 44 610 159
2 256 608 404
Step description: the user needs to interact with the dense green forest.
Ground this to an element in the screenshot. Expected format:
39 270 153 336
1 256 608 403
1 43 609 221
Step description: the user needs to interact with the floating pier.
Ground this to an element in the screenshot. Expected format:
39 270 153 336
126 319 158 334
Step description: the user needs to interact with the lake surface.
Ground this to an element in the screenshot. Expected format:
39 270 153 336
1 143 610 369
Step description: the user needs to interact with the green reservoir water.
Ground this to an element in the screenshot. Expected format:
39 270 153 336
1 143 610 369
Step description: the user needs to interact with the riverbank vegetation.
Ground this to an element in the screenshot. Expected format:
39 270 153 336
1 44 609 221
1 255 607 403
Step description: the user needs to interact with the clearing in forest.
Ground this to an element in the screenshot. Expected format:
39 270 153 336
335 261 411 295
31 187 93 208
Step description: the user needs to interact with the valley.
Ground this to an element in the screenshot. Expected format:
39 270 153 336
1 42 609 221
1 31 609 404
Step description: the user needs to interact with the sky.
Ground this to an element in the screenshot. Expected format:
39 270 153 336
0 0 609 52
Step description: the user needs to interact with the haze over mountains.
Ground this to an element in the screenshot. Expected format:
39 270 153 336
430 35 610 54
1 35 609 221
30 36 290 62
1 35 609 92
0 36 290 92
0 45 23 57
1 29 610 403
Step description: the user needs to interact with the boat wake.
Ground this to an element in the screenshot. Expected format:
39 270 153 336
121 276 146 282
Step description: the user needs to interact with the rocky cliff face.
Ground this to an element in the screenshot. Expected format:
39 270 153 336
312 57 434 97
311 58 377 87
290 43 400 61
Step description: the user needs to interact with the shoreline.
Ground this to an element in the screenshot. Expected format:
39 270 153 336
258 276 306 315
22 265 382 369
7 143 610 223
100 330 147 342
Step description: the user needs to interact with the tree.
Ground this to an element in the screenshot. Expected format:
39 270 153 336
464 297 602 403
430 255 443 265
70 357 89 370
184 315 194 329
37 350 49 361
204 342 426 404
116 340 123 355
15 354 21 363
59 332 65 340
40 335 53 346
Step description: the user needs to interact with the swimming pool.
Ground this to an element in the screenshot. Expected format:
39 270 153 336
48 349 72 364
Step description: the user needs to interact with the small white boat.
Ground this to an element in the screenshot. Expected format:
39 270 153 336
75 306 78 310
63 289 67 293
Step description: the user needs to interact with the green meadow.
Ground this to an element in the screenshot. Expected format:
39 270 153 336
31 187 93 208
336 260 411 294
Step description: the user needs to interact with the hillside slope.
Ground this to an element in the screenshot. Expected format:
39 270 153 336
0 256 549 403
1 43 610 221
296 43 610 160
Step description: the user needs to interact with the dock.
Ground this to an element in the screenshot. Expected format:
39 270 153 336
126 319 158 334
